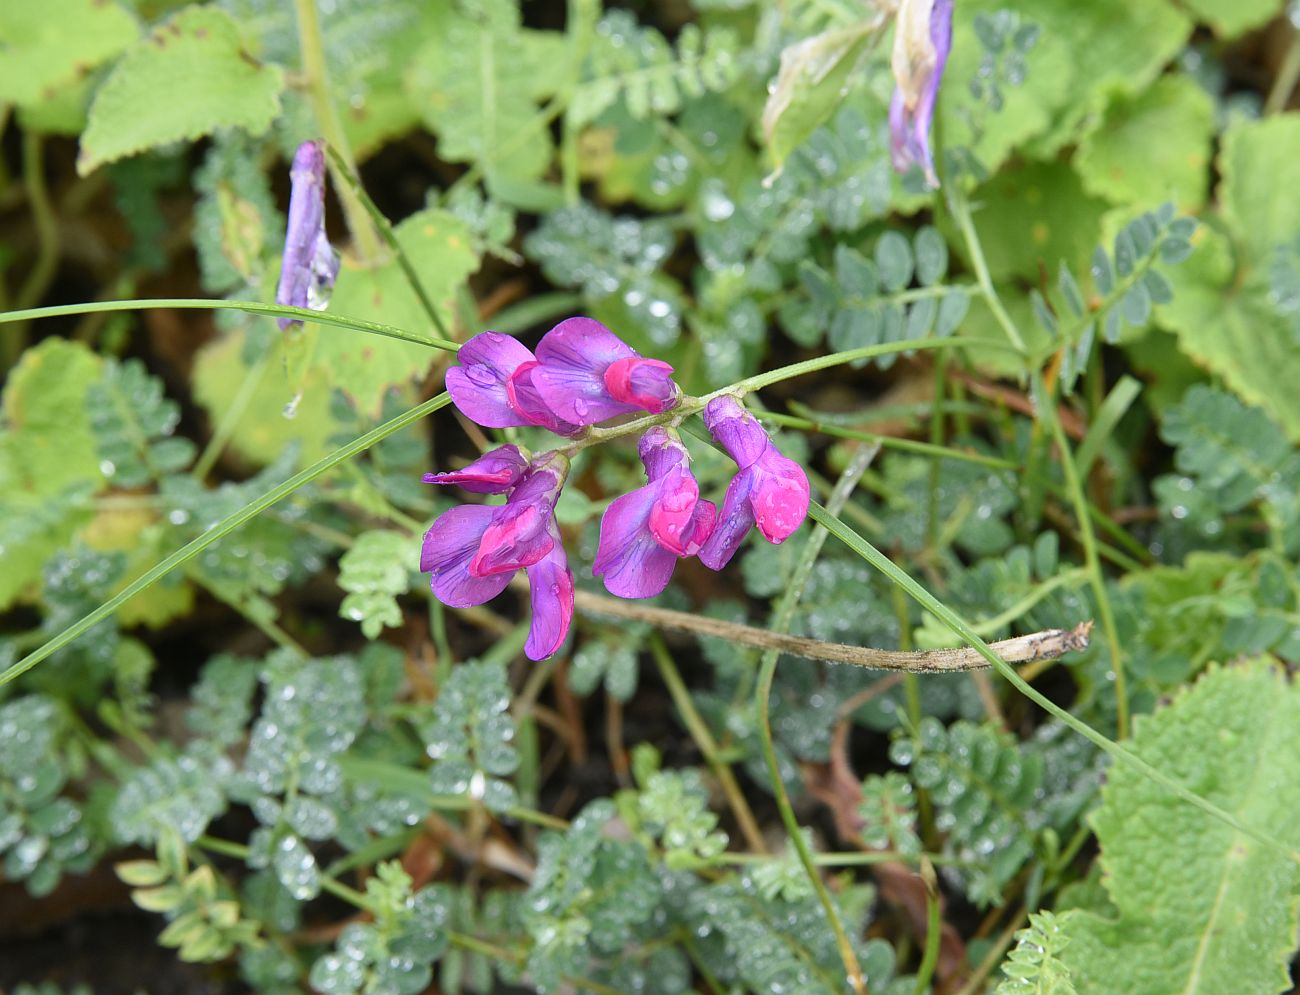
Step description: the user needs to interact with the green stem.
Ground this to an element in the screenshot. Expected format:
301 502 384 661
808 502 1300 865
1036 373 1128 738
947 187 1026 354
649 635 767 854
756 444 879 995
17 129 59 311
321 145 452 342
1265 25 1300 115
0 298 459 351
291 0 382 261
912 863 943 995
0 393 452 689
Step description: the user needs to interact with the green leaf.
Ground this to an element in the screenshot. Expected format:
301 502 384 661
1180 0 1284 37
572 12 739 127
78 6 285 175
338 530 416 639
994 911 1077 995
941 0 1190 171
405 3 565 186
418 661 519 813
0 0 137 107
948 160 1110 283
1158 117 1300 439
1075 76 1214 211
319 208 479 416
1059 661 1300 994
760 23 873 172
88 359 196 488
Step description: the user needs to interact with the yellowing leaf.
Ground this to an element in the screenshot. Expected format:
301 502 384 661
0 0 137 107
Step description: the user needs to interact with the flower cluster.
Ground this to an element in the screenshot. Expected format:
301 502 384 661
423 318 810 660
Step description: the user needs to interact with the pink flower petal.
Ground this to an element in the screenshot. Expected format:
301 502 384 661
423 505 514 607
524 535 574 661
604 357 678 414
446 332 536 428
422 445 528 494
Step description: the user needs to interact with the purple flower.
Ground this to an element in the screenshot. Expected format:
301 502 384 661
275 140 340 330
445 319 679 436
593 428 716 599
422 444 528 494
698 397 810 570
421 452 574 660
889 0 953 188
530 317 679 425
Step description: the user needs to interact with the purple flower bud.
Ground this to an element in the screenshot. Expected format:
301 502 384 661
422 444 528 494
275 140 340 330
530 317 680 425
698 397 810 570
593 427 716 599
421 452 574 661
889 0 953 189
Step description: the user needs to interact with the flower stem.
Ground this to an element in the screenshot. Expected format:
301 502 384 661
755 444 880 995
291 0 382 262
0 298 459 351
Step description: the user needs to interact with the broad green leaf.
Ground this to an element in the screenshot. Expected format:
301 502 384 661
1158 117 1300 439
1075 76 1213 211
0 0 137 107
79 6 285 175
0 338 104 498
318 208 478 416
948 160 1109 283
941 0 1190 170
760 23 874 173
1181 0 1284 37
1060 661 1300 994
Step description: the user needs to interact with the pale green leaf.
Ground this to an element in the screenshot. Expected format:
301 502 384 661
317 208 479 416
1060 661 1300 994
1075 76 1213 211
1181 0 1284 37
0 0 137 107
941 0 1190 171
1158 117 1300 439
338 530 416 639
78 6 285 175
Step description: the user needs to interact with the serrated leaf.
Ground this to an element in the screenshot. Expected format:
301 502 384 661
319 208 479 416
1059 661 1300 993
0 0 138 107
79 6 285 175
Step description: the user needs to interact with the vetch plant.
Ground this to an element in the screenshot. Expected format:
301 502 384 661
3 1 1300 993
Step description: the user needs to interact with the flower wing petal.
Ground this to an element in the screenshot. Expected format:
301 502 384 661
423 504 513 607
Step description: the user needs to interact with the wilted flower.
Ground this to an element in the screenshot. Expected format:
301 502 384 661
593 428 716 599
698 396 810 570
422 451 574 661
445 319 679 437
889 0 953 188
275 140 340 330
